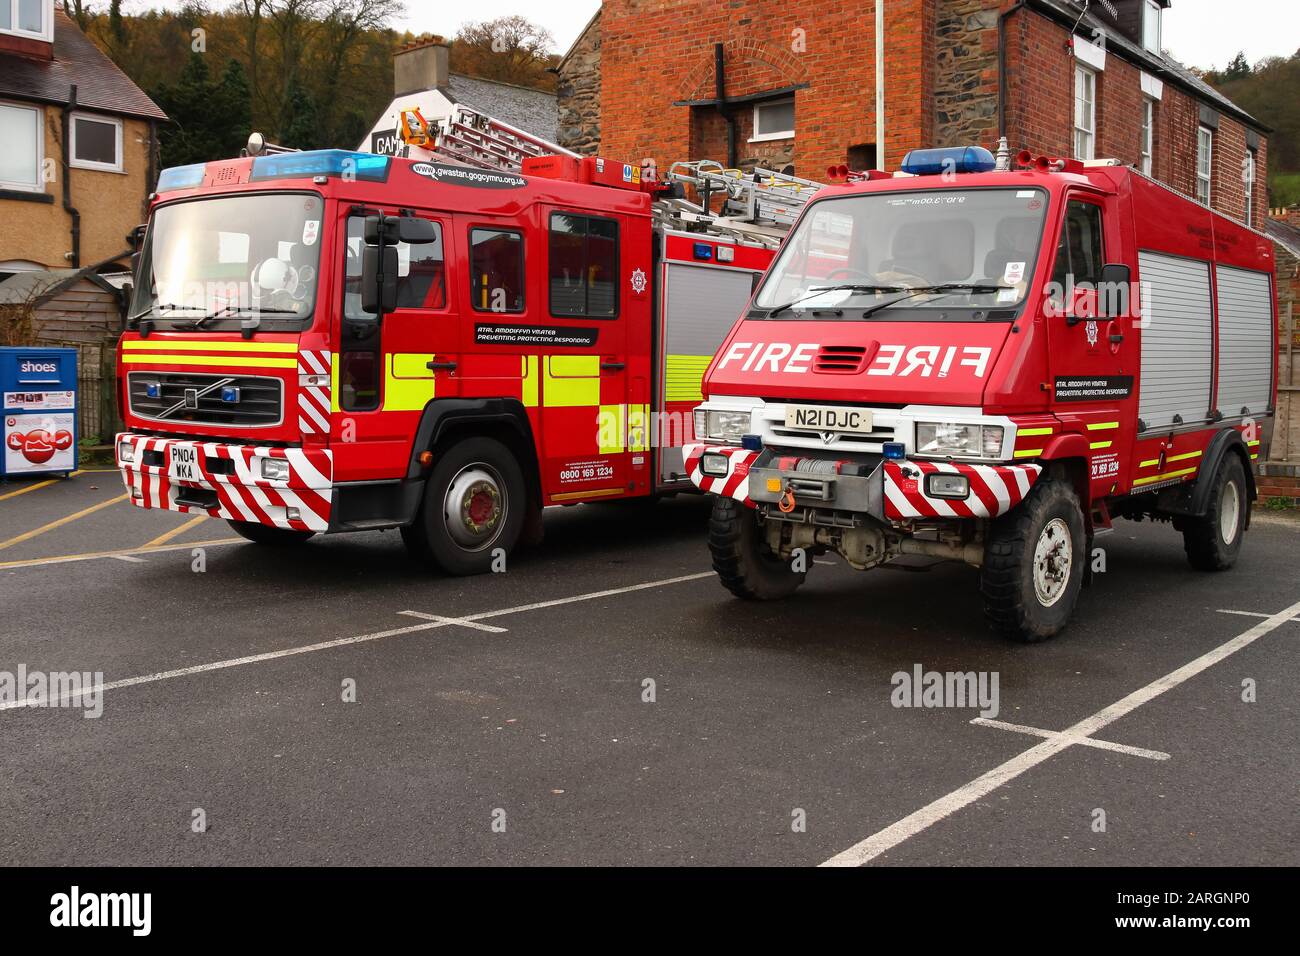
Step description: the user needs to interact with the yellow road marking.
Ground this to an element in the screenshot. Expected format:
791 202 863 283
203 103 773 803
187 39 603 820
1086 422 1119 431
0 479 58 502
0 537 243 571
0 494 129 551
122 340 298 352
143 514 208 549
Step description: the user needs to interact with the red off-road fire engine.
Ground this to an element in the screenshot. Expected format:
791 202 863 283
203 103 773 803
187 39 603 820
114 128 818 572
686 145 1277 640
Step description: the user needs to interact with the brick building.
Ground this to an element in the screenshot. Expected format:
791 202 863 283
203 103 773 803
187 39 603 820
557 0 1269 231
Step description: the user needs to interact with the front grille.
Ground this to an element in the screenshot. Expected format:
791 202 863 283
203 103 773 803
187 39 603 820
814 345 868 374
128 372 283 427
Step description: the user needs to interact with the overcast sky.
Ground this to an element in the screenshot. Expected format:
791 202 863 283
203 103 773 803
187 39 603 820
399 0 1297 70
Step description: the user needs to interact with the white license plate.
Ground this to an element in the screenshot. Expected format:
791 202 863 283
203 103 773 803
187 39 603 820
784 404 873 434
168 444 202 482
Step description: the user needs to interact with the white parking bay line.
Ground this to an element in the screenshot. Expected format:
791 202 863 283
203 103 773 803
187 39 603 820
0 571 714 712
821 597 1300 867
399 611 509 633
970 717 1170 761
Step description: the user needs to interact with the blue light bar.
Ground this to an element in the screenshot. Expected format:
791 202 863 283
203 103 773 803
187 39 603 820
900 146 996 176
156 163 206 192
250 150 391 183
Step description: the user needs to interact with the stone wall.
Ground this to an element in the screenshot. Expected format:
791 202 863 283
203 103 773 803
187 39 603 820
556 15 602 156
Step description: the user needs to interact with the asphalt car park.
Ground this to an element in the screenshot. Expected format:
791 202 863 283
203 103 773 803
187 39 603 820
0 472 1297 866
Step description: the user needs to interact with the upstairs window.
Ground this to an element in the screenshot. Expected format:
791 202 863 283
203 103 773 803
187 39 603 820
1073 66 1096 161
548 213 618 318
1142 0 1162 54
0 101 42 192
1140 99 1155 176
1 0 51 41
1243 148 1256 226
1196 126 1213 205
71 114 123 173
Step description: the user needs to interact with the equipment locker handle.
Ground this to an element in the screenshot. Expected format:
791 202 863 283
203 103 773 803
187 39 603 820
600 361 626 372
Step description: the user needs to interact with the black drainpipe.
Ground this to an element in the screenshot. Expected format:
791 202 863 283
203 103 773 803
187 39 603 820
146 118 158 198
61 84 81 269
998 0 1028 143
714 42 737 168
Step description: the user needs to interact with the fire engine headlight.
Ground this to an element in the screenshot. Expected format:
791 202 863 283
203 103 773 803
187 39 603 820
117 440 135 464
259 457 290 481
926 473 970 500
700 453 731 477
914 422 1004 460
705 409 750 444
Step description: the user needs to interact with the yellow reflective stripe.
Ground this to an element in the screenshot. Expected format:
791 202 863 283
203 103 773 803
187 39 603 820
521 356 539 408
1017 427 1054 437
1086 421 1120 431
628 403 650 451
391 353 434 377
383 354 435 411
121 354 297 369
1089 440 1112 450
1138 458 1160 468
1166 450 1202 463
552 488 623 501
121 340 298 353
1132 466 1198 486
330 353 340 412
543 356 599 407
599 404 626 454
1013 449 1042 458
1247 440 1261 447
665 355 712 404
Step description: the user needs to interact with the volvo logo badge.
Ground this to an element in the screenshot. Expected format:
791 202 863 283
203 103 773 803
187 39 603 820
183 388 199 410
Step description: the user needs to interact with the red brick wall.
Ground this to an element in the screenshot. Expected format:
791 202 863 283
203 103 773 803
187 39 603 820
597 0 934 177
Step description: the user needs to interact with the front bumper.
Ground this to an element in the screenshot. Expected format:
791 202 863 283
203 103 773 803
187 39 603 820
683 442 1041 520
116 432 333 533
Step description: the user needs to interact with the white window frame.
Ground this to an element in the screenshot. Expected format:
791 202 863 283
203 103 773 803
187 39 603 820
1073 66 1096 161
70 112 124 173
750 98 795 143
1140 98 1154 176
1142 0 1162 54
1243 148 1255 225
1 0 53 43
0 99 44 192
1196 126 1213 206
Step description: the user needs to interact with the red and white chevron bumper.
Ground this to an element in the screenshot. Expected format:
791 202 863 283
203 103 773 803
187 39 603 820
116 433 333 533
884 460 1041 520
683 443 758 505
296 349 332 435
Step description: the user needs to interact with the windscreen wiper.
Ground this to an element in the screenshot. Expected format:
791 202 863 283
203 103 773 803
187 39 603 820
766 285 908 318
857 283 1012 319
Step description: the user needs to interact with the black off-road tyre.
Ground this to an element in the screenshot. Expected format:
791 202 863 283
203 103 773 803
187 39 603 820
403 437 526 576
708 496 805 600
1182 454 1248 571
226 520 316 546
981 477 1087 642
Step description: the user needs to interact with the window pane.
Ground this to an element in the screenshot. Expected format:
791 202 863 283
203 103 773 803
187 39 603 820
74 117 117 165
0 104 39 187
470 229 524 313
396 223 445 309
548 215 586 316
1 3 10 30
757 101 794 136
19 0 42 33
586 218 618 316
1052 201 1104 291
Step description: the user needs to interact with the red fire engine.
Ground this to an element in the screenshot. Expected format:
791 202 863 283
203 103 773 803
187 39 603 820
114 137 814 573
687 145 1277 640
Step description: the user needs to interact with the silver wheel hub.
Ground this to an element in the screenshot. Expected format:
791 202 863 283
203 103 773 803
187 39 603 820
1032 517 1073 607
1220 479 1241 544
444 464 506 551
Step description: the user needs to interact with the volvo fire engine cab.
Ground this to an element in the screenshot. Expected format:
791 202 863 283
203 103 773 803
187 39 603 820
114 131 819 573
687 144 1277 641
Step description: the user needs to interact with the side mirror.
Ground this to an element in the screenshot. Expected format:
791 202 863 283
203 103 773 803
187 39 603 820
397 217 437 244
361 244 398 315
1097 262 1131 319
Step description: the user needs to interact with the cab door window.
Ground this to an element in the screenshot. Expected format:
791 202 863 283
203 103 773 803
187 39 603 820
469 228 525 313
1050 199 1105 307
549 213 619 317
343 215 446 319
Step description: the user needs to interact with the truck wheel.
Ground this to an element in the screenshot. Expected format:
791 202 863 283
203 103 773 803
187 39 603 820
404 437 526 575
226 520 316 546
708 496 805 600
981 478 1086 642
1182 454 1247 571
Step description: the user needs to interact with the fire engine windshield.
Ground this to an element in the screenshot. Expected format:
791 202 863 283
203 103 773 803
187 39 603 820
129 193 324 331
752 187 1049 319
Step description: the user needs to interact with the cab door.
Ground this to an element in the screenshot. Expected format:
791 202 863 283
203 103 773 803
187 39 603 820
334 207 459 481
536 208 630 501
1044 193 1138 494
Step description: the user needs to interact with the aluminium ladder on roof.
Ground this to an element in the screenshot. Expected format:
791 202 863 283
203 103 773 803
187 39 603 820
428 104 578 171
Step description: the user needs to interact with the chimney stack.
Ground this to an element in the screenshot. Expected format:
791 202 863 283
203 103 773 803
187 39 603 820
394 35 450 96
